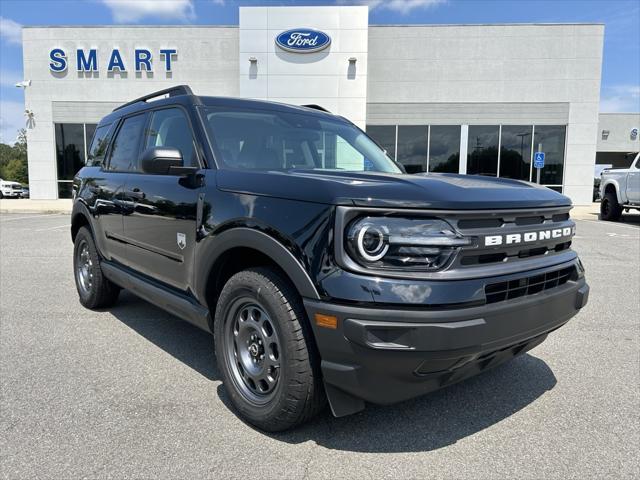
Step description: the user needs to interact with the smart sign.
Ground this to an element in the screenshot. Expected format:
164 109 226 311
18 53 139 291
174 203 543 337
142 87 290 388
49 48 178 73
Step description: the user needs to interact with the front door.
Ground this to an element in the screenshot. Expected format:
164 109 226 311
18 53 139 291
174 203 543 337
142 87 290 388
121 107 202 291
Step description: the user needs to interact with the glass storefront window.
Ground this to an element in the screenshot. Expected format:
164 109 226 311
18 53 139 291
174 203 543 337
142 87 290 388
500 125 533 181
533 125 566 185
366 125 396 160
55 122 101 198
428 125 460 173
397 125 427 173
467 125 499 176
55 123 86 181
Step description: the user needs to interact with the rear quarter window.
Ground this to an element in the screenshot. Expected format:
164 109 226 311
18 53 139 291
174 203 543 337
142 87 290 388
87 123 113 167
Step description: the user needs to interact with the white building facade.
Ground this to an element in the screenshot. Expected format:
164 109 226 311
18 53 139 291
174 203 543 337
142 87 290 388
21 6 606 204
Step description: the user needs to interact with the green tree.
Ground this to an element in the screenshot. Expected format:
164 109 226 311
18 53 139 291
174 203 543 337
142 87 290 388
0 129 29 185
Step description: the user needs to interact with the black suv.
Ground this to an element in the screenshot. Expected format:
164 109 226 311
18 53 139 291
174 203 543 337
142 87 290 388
72 86 589 431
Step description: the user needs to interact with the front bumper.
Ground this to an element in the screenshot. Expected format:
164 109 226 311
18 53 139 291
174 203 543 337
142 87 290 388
305 265 589 416
1 190 21 198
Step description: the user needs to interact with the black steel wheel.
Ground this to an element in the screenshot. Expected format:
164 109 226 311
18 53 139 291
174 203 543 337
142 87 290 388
73 226 120 309
224 300 282 404
214 267 325 431
600 191 622 221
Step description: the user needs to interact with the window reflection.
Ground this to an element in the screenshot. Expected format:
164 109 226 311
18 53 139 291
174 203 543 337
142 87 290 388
500 125 532 181
397 125 428 173
363 123 566 187
467 125 499 176
366 125 396 160
55 123 85 181
429 125 460 173
533 125 566 185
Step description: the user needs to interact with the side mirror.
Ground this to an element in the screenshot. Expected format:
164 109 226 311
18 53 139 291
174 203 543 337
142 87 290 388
140 147 183 174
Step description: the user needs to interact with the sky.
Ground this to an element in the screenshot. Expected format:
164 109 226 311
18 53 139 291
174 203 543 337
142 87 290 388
0 0 639 143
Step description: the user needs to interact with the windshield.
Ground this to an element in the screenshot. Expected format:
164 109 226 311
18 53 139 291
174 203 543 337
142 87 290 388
202 106 402 173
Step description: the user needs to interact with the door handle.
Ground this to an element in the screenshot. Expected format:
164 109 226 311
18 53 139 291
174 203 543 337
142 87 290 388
127 187 146 200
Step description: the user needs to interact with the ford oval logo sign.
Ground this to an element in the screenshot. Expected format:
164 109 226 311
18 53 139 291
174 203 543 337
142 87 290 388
275 29 331 53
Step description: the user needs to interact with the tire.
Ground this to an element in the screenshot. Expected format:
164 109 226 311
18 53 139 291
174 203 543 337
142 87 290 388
214 267 326 431
600 191 622 221
73 226 120 309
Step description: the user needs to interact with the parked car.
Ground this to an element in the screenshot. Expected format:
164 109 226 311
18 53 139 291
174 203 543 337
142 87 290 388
599 152 640 221
71 86 589 431
0 178 23 199
21 186 30 198
593 164 612 202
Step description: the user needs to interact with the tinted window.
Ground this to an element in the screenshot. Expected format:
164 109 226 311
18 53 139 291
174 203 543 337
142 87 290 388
87 124 112 167
499 125 532 181
397 125 428 174
467 125 499 176
144 108 196 167
428 125 460 173
533 125 566 185
108 114 147 172
204 107 401 173
366 125 396 160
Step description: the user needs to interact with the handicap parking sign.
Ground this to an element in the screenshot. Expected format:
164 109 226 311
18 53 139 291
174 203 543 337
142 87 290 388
534 152 545 169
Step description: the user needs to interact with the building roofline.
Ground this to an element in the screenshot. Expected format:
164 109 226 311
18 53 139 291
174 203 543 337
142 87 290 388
22 25 237 29
369 22 604 27
22 22 604 29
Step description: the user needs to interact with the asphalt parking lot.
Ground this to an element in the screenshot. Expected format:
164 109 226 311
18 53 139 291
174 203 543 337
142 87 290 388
1 212 638 479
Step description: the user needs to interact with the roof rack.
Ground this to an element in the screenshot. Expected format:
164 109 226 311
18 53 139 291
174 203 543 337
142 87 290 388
113 85 194 112
302 104 331 113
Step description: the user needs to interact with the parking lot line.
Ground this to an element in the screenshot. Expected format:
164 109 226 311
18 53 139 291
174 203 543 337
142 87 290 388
0 213 61 222
35 224 70 232
577 218 640 232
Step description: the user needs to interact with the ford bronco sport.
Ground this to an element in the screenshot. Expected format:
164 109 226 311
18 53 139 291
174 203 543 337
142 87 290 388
72 86 589 431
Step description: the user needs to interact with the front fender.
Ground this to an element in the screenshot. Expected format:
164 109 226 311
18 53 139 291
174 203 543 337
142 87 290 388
193 227 321 304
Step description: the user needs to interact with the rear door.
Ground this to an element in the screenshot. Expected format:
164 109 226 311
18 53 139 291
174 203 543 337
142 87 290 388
92 114 148 263
120 106 203 291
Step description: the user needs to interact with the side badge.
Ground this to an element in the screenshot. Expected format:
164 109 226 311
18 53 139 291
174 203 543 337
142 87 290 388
177 232 186 250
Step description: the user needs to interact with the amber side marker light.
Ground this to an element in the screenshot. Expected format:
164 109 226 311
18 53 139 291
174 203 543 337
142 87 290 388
315 313 338 329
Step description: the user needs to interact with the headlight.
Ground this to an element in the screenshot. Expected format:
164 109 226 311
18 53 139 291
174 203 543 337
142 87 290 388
345 217 472 271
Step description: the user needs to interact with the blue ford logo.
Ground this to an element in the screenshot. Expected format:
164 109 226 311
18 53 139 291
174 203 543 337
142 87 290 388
275 29 331 53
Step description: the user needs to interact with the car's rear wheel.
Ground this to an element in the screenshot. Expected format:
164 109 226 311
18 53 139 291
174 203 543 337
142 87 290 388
600 191 622 221
214 267 325 431
73 226 120 309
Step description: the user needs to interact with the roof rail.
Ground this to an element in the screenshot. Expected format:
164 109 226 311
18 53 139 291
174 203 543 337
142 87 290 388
112 85 194 112
302 104 331 113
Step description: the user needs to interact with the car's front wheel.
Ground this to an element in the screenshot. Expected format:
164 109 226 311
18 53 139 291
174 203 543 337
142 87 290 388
214 267 325 431
73 226 120 309
600 191 622 221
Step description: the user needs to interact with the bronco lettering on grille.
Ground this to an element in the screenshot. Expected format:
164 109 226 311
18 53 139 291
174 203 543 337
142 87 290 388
484 227 574 247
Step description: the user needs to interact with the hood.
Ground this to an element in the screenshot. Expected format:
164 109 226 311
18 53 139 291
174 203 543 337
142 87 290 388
216 169 571 210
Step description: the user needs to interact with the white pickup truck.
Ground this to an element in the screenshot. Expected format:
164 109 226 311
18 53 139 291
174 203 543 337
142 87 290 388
0 178 25 199
599 152 640 221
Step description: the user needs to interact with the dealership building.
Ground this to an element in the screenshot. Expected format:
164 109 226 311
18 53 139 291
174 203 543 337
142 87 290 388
19 5 638 204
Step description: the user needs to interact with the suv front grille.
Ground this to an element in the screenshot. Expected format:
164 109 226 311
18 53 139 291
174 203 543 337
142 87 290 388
485 266 575 304
461 240 572 266
450 206 575 269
